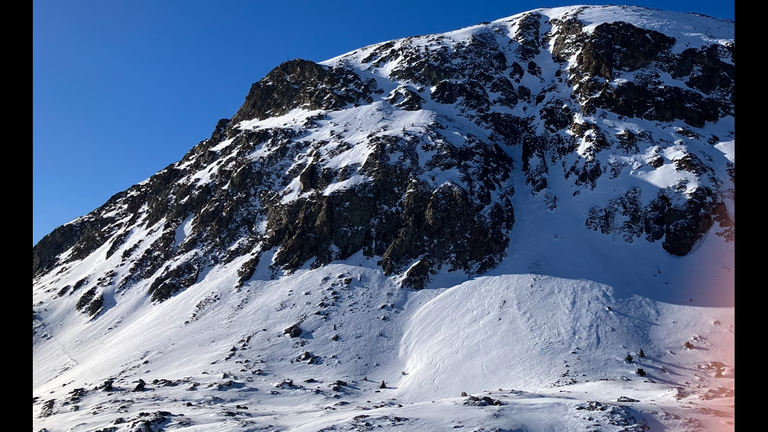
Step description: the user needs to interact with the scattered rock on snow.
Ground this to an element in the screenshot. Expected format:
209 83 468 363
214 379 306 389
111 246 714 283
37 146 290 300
133 379 146 392
617 396 640 402
463 395 503 406
284 324 303 338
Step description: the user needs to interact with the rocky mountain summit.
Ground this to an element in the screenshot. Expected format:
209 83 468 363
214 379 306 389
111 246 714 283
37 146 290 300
34 5 734 431
33 5 734 298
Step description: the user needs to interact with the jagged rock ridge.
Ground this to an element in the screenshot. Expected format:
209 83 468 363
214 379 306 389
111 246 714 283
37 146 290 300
34 4 734 306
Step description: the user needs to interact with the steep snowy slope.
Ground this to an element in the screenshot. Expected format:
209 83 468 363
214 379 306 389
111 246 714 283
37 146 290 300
34 5 734 431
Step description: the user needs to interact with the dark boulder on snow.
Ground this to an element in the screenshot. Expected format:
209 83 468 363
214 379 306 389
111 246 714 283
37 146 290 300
133 379 146 392
38 399 55 418
617 396 640 402
101 379 114 392
463 395 503 406
284 324 303 338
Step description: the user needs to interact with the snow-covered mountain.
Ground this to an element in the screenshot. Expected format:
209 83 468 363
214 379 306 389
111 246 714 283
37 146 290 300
33 5 734 431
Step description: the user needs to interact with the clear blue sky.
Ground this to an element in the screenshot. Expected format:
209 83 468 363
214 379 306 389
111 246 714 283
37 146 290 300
33 0 734 245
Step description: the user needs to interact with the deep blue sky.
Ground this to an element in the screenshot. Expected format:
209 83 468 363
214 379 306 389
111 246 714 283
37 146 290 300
33 1 734 245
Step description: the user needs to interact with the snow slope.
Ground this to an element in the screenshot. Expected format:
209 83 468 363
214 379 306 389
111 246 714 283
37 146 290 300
32 184 734 430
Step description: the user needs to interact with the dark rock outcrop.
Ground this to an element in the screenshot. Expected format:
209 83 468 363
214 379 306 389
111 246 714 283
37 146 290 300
284 324 303 338
33 6 733 302
229 59 380 126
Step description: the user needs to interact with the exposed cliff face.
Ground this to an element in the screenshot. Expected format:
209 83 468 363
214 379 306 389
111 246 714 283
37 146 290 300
228 59 380 125
33 5 734 307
